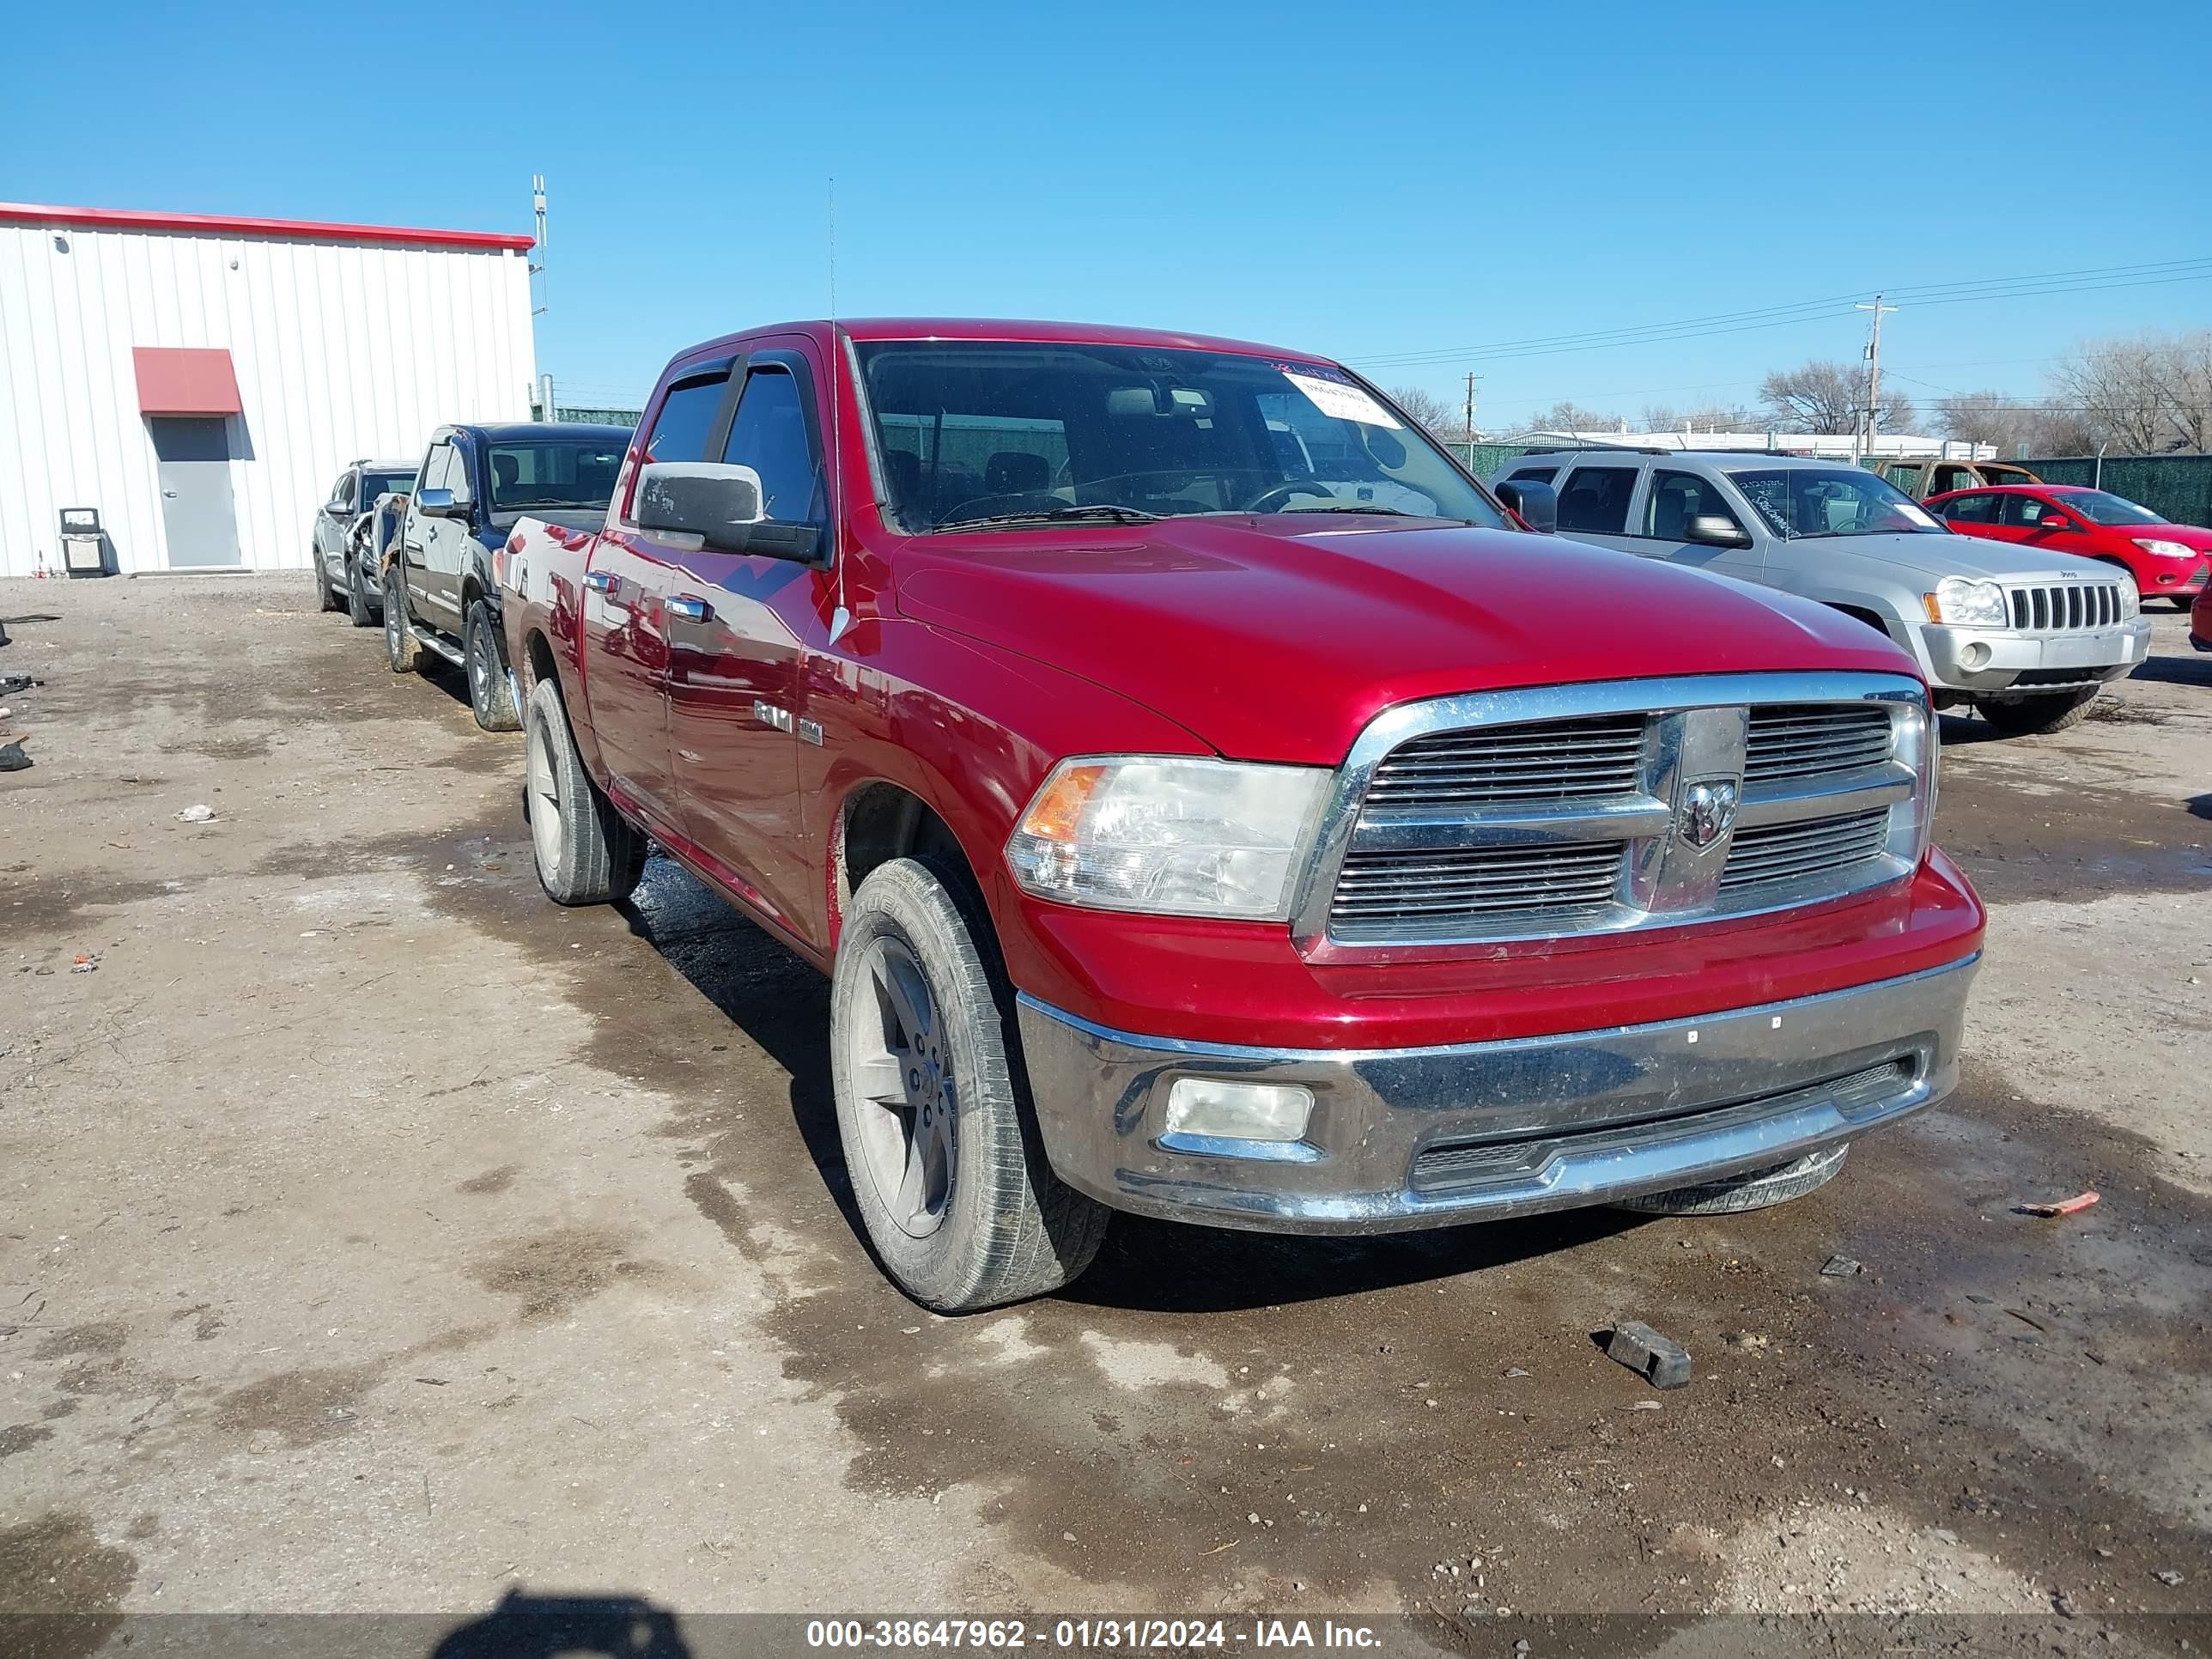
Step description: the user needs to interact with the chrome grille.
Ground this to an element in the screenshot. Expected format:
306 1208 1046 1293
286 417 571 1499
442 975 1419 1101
2007 581 2123 631
1329 842 1622 942
1743 704 1893 784
1719 809 1891 894
1362 714 1645 809
1304 674 1926 949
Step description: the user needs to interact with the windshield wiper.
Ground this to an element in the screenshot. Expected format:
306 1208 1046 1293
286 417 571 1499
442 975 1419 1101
1279 502 1417 516
934 504 1163 532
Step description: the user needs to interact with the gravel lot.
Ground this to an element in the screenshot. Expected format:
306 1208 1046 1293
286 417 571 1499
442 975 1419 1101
2 574 2207 1655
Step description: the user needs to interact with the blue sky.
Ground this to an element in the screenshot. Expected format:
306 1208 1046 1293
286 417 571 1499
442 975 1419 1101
10 0 2209 429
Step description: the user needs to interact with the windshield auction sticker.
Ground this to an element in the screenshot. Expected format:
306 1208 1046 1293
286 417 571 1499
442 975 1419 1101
1281 371 1402 429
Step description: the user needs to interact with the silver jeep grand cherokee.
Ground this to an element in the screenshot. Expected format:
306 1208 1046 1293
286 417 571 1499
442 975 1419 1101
1496 450 2151 735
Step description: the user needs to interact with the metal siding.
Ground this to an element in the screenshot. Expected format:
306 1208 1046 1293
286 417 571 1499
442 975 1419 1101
0 223 536 576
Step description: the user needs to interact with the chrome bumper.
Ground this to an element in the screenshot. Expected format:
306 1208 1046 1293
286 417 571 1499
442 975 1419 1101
1015 954 1978 1234
1916 619 2149 693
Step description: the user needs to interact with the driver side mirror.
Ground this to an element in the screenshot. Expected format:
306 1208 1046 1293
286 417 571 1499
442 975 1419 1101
1496 479 1557 534
1685 514 1752 549
635 462 822 562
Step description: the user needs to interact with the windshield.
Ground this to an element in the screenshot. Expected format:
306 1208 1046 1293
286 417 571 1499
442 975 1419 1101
361 470 415 501
2049 489 2164 526
1728 467 1946 539
855 341 1506 532
485 440 627 514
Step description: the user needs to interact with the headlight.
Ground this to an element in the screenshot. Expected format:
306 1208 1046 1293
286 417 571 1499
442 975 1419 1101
1006 756 1328 920
1887 696 1936 866
1924 576 2009 627
2134 538 2197 560
2117 581 2141 619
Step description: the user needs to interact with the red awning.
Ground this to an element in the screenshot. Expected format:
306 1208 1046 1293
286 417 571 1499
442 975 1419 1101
133 347 242 416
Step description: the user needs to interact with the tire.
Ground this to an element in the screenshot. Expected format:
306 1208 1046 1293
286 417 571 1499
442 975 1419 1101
1972 688 2099 735
465 600 520 732
345 552 377 627
2167 594 2196 611
1613 1142 1850 1216
314 547 341 611
383 568 425 675
523 677 646 906
830 857 1109 1312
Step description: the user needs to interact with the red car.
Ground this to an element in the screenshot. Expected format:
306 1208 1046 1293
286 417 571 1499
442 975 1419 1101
1926 483 2212 610
2191 584 2211 652
498 317 1980 1311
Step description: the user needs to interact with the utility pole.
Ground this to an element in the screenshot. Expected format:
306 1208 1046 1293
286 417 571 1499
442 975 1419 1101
1855 294 1898 462
530 173 549 317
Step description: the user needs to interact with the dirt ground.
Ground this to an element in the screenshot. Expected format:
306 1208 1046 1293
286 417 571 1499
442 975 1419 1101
2 574 2207 1656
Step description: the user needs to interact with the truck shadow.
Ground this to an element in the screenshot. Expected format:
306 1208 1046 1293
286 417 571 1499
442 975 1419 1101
617 854 1650 1315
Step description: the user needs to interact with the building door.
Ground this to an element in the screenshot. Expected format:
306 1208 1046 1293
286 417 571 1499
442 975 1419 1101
149 418 240 568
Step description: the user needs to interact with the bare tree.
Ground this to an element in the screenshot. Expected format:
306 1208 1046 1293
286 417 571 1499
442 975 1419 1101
1759 359 1915 434
1386 385 1463 439
2048 330 2212 453
1640 402 1757 433
1525 399 1626 434
1935 391 2044 455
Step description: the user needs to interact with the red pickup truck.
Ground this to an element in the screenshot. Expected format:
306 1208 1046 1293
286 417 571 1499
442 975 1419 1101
500 319 1984 1313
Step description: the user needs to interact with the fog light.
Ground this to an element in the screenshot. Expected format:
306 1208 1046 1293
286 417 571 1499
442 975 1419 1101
1960 641 1991 669
1163 1079 1313 1143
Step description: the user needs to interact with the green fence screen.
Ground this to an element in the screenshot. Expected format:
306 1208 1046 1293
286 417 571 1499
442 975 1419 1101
2014 454 2212 527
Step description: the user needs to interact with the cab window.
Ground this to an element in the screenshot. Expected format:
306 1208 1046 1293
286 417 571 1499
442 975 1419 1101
1643 471 1743 540
645 372 732 465
1999 494 2062 528
721 368 823 525
1556 465 1638 535
1936 491 1999 524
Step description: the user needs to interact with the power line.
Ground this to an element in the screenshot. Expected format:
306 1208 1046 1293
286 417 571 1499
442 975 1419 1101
1350 258 2212 372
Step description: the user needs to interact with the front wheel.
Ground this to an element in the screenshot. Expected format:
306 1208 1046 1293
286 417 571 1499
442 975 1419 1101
830 858 1109 1313
1973 687 2099 735
523 678 646 905
314 548 341 612
465 601 520 732
2167 594 2197 611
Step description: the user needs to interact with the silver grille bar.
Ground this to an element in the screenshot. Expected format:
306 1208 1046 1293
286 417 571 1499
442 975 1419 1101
2007 580 2124 632
1294 672 1929 953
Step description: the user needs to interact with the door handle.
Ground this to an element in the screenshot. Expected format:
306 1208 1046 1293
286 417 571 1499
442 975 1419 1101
581 570 616 592
667 595 713 623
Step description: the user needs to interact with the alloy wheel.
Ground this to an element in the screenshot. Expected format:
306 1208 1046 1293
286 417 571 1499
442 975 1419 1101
845 936 957 1238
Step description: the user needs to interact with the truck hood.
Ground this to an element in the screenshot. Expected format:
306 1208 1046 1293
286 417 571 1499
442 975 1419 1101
1800 531 2113 584
894 518 1918 764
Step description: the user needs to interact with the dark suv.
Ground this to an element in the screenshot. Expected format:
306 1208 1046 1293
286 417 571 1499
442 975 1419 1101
313 458 417 624
382 422 629 729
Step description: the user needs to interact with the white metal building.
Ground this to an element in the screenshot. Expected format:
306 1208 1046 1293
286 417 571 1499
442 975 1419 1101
0 202 538 578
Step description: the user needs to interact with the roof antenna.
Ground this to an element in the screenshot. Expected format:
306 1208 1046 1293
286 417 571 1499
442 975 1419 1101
827 175 852 647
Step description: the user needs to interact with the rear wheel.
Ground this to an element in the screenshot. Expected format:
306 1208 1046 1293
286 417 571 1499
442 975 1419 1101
1973 687 2099 735
830 858 1109 1312
383 568 424 674
524 678 646 906
345 551 377 627
1613 1143 1850 1216
465 600 520 732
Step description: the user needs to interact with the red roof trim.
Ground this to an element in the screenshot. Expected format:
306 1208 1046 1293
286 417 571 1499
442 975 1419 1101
0 201 534 252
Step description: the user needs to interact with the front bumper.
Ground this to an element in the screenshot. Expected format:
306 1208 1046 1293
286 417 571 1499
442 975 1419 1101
1915 618 2149 693
1016 953 1978 1234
